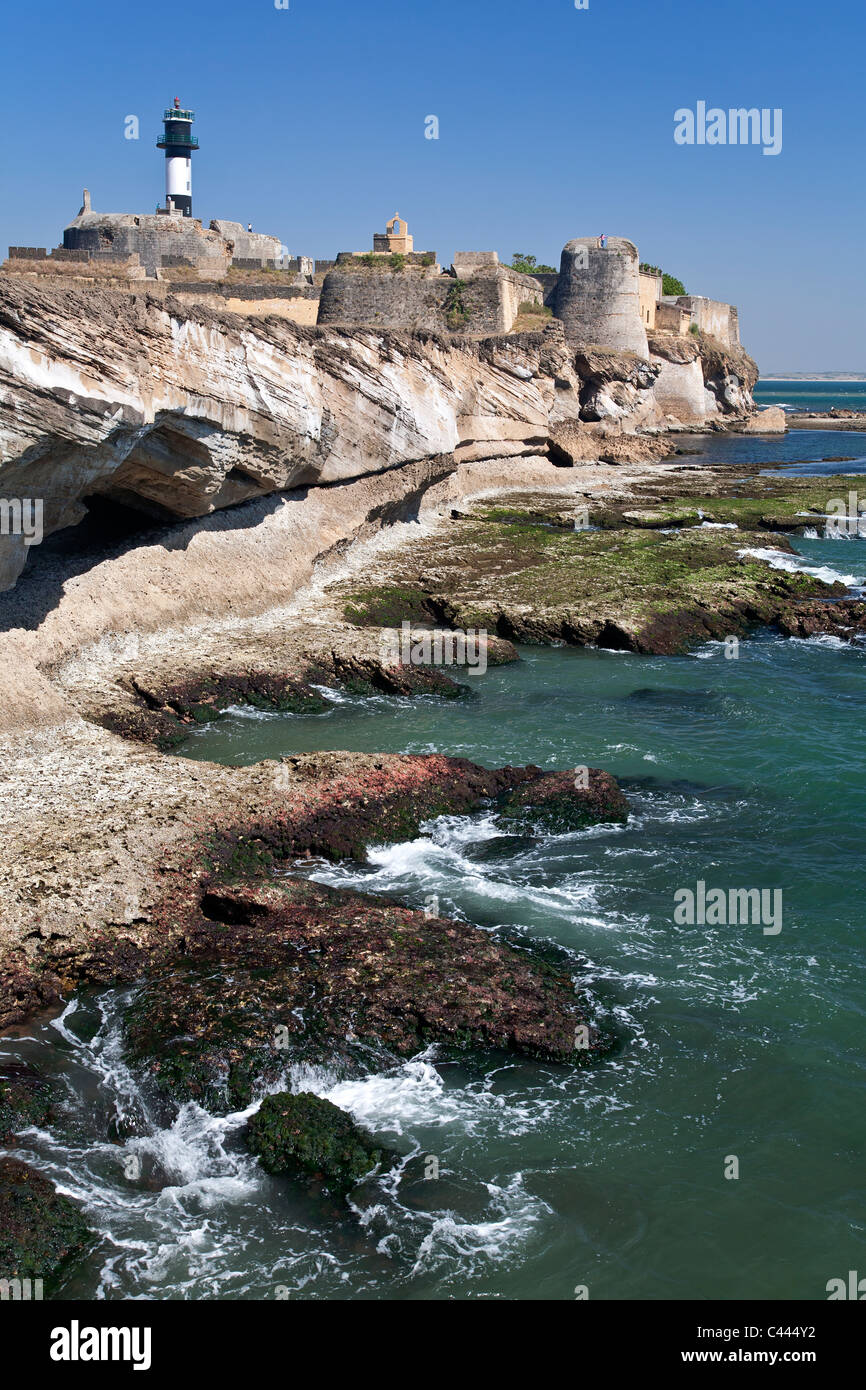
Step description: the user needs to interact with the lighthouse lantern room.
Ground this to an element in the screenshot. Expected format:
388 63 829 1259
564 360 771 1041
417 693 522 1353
156 98 199 217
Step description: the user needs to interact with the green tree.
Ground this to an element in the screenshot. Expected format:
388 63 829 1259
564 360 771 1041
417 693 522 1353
510 253 557 275
662 273 687 297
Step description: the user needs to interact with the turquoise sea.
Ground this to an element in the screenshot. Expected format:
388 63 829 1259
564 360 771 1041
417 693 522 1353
754 380 866 413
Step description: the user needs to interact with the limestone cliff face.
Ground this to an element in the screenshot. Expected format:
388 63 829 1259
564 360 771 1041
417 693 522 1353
648 330 758 423
0 279 756 593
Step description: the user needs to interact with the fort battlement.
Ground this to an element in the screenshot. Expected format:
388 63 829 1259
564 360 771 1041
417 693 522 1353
3 197 742 359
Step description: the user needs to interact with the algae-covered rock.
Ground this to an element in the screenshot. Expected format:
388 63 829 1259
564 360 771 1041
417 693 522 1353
0 1062 54 1142
247 1091 393 1195
0 1157 93 1282
499 768 630 832
123 872 605 1113
338 507 847 656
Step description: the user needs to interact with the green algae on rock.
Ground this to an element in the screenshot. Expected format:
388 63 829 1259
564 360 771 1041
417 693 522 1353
0 1156 93 1283
92 651 512 751
247 1092 396 1195
339 509 847 655
97 670 333 751
0 1062 54 1143
499 769 630 832
588 472 866 535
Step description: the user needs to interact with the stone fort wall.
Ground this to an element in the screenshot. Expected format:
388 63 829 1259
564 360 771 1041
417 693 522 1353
62 213 282 279
318 260 542 335
672 295 740 349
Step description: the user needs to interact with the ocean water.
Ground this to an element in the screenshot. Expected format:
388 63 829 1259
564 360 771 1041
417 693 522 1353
3 462 865 1301
754 380 866 413
670 427 866 475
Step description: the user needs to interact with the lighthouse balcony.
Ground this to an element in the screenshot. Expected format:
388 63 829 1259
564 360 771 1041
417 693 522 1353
157 131 199 148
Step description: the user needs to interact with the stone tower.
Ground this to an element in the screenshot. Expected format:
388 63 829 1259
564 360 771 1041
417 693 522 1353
555 236 648 357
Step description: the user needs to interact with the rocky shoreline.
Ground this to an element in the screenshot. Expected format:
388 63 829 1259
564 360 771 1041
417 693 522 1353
1 427 863 1284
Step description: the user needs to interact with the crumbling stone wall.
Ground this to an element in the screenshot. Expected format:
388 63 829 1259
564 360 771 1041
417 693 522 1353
209 221 282 266
670 295 740 348
63 213 232 278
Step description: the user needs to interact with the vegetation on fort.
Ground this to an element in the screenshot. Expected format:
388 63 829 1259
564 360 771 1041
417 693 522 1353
509 301 553 333
640 263 687 297
345 251 434 272
516 300 551 316
444 278 472 330
509 253 557 275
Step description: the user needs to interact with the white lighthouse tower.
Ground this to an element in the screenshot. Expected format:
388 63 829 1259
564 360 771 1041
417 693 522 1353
157 98 198 217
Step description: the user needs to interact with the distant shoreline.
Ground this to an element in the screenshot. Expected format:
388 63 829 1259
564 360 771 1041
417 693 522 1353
759 376 866 382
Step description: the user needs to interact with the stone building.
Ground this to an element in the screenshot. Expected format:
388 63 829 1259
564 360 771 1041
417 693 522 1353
372 214 414 255
638 269 663 330
654 300 692 335
664 295 740 350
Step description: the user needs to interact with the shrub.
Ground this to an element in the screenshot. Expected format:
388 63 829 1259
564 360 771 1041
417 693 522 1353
444 279 471 330
662 273 687 297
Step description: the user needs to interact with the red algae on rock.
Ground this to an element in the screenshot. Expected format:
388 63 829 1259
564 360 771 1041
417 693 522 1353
112 755 628 1107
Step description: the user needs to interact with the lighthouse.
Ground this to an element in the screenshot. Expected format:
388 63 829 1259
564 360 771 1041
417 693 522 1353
156 98 198 217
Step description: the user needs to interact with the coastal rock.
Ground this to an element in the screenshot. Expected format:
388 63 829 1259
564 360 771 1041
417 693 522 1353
0 279 543 591
246 1092 395 1195
0 278 759 595
549 421 671 466
0 1062 54 1142
339 507 847 656
499 768 630 831
573 347 660 425
777 597 866 642
0 1156 93 1283
698 333 760 416
739 405 787 434
121 874 603 1112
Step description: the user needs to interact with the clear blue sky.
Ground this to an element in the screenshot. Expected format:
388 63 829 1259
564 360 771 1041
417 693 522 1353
1 0 862 371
